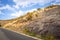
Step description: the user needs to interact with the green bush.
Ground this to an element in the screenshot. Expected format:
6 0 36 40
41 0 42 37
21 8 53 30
27 14 32 20
23 29 36 37
37 8 41 10
41 34 56 40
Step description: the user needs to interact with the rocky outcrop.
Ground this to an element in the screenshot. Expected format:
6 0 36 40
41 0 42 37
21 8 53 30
21 5 60 39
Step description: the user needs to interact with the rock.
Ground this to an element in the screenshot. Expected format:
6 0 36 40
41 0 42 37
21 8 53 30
22 5 60 39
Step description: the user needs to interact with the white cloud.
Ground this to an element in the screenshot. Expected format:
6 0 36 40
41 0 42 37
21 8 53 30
10 8 37 17
52 0 60 5
13 4 19 9
0 5 16 11
26 8 37 12
11 10 24 17
13 0 53 9
0 11 4 15
0 0 60 20
56 0 60 2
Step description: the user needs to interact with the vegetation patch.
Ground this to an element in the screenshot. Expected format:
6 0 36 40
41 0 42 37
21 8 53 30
23 29 56 40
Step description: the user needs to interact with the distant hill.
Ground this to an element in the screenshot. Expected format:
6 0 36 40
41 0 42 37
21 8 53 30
0 5 60 40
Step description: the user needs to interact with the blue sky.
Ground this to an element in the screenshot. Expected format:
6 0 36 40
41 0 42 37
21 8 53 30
0 0 60 20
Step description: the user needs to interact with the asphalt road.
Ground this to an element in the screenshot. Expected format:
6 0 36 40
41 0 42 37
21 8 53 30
0 28 37 40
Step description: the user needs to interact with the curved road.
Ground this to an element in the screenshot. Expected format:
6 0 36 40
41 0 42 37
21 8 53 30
0 28 37 40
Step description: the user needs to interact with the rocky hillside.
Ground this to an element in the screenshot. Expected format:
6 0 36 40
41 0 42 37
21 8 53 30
0 5 60 40
21 5 60 40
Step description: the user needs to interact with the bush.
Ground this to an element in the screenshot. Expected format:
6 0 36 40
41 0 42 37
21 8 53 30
23 29 36 37
0 24 1 27
41 34 56 40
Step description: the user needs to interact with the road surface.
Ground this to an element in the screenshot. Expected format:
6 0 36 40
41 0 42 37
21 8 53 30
0 28 37 40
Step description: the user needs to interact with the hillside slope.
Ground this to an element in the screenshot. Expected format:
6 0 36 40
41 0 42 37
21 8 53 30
0 5 60 40
0 8 44 31
22 5 60 40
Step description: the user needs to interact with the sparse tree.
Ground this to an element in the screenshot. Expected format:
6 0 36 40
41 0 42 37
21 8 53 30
37 8 41 10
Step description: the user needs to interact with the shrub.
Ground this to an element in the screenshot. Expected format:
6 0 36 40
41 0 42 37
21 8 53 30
41 34 56 40
23 29 36 37
0 23 1 27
